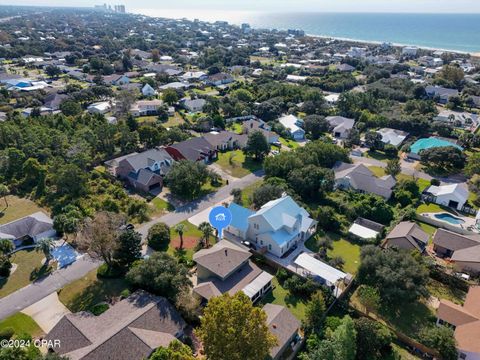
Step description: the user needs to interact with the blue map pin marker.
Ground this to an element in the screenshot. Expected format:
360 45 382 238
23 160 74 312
209 206 232 239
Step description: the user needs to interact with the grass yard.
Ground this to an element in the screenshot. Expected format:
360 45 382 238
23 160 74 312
226 122 243 134
0 313 43 338
57 270 130 313
350 288 437 340
416 203 444 215
260 277 308 321
199 178 227 197
240 180 264 208
215 150 263 178
279 137 300 149
0 249 48 298
136 115 157 124
426 278 466 305
366 150 395 162
388 343 422 360
367 166 431 192
305 232 361 275
163 112 185 128
167 220 216 261
0 196 45 225
149 197 174 217
417 222 437 244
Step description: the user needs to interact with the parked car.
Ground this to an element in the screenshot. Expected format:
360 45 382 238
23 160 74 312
241 240 255 249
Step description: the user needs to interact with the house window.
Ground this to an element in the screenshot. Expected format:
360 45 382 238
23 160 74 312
268 244 271 251
260 240 263 245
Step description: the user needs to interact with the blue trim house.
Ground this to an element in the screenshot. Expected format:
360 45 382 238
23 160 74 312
226 196 317 258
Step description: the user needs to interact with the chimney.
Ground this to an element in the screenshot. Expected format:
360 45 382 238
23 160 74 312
225 249 228 256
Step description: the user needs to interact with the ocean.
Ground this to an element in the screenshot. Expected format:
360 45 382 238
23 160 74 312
133 9 480 53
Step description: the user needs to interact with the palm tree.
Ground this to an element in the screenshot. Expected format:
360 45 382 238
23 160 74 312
35 238 55 266
198 222 213 248
174 223 185 250
0 239 13 256
0 184 9 211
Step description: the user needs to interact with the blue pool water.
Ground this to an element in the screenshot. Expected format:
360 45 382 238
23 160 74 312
434 213 465 225
410 138 463 155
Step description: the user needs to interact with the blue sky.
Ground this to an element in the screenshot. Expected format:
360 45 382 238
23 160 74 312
7 0 480 13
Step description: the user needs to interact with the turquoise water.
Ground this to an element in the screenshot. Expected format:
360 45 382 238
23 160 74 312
410 137 463 154
136 10 480 53
434 213 465 225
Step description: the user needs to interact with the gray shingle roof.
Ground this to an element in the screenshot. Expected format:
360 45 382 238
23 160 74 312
168 137 215 162
263 304 300 359
386 221 429 251
0 212 53 240
45 291 185 360
433 228 480 252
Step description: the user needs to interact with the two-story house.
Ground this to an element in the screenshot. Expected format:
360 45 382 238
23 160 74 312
130 100 163 117
226 196 317 258
193 241 273 303
116 148 174 192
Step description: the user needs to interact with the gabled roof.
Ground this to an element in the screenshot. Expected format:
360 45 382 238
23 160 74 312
333 162 396 199
433 229 480 252
45 291 185 360
120 148 173 173
168 137 215 162
451 244 480 263
203 131 248 148
326 116 355 131
386 221 429 250
425 183 469 199
252 196 310 233
263 304 300 359
193 240 251 279
0 212 53 240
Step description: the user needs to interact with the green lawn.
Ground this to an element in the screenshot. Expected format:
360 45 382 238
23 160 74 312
163 112 185 128
279 137 300 149
226 122 243 134
367 166 431 192
388 343 422 360
305 232 361 275
365 150 395 162
260 277 308 321
240 180 264 208
136 115 157 124
0 313 43 338
0 196 45 225
351 289 437 340
416 203 444 215
57 270 130 313
215 150 263 178
417 222 437 244
427 278 466 305
167 220 217 261
149 197 174 217
0 249 49 298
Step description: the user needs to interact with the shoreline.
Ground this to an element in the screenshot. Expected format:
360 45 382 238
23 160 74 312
306 34 471 55
132 9 480 55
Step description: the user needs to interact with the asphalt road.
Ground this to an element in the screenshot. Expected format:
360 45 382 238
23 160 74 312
0 256 100 321
0 169 265 321
137 169 265 237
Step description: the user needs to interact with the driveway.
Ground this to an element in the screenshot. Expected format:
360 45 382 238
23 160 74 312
21 292 70 333
137 169 265 238
0 256 100 321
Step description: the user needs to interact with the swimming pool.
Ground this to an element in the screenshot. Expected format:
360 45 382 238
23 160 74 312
410 137 463 154
434 213 465 225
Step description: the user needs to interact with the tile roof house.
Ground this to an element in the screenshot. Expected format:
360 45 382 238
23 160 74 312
226 196 317 258
333 162 396 199
166 137 217 163
193 241 273 303
116 148 174 192
436 286 480 360
263 304 301 360
0 212 56 247
423 183 469 211
326 116 355 139
242 118 280 144
433 229 480 274
384 221 429 251
45 291 186 360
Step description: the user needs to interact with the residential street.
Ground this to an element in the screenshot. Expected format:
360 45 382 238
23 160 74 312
0 256 100 321
0 170 265 321
351 156 467 184
138 169 265 237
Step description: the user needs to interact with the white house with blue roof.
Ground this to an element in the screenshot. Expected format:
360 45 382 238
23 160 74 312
226 196 317 258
